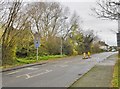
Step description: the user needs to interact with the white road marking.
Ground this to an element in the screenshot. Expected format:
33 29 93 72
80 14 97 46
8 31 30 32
25 67 39 70
60 65 68 67
53 64 68 68
7 67 38 75
26 74 31 79
64 61 73 64
97 62 115 66
16 69 44 78
16 69 53 79
26 70 53 79
7 71 20 75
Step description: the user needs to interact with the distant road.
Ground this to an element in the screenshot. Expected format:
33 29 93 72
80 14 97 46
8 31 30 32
2 52 117 87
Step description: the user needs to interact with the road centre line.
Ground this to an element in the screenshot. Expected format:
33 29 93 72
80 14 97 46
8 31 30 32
64 61 73 64
53 64 68 68
60 65 68 67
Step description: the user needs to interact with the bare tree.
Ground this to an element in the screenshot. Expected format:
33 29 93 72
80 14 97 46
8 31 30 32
27 2 70 38
92 0 118 20
0 0 30 65
82 30 96 53
92 0 120 55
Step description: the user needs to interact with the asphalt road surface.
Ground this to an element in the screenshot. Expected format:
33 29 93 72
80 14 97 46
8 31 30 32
2 52 117 87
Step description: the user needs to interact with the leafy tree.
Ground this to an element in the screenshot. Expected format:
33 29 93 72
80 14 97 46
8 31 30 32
63 40 73 55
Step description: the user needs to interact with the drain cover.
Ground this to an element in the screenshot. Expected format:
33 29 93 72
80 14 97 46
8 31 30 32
78 74 82 76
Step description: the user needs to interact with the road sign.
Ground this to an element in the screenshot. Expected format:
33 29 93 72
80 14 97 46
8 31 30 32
34 40 40 48
117 33 120 47
34 32 40 48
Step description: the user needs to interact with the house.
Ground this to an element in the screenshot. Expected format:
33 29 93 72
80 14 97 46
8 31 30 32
98 41 109 51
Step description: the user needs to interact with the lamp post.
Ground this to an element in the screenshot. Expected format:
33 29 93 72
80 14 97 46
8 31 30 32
60 16 68 55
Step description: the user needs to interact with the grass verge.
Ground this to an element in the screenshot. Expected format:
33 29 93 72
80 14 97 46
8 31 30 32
2 55 66 69
111 58 120 87
17 55 66 63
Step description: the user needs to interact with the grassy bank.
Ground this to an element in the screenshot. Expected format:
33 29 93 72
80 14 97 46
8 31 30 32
17 55 66 64
111 58 120 87
2 55 66 69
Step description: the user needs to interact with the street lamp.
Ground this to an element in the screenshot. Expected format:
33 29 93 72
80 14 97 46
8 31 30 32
60 16 68 55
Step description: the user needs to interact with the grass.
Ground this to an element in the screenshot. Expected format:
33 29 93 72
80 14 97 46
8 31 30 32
17 55 66 63
111 57 120 87
2 55 66 69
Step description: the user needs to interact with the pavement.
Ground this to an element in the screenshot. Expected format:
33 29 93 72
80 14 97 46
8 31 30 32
2 52 117 87
70 54 118 87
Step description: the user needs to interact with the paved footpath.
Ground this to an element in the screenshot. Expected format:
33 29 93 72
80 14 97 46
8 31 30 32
70 54 118 87
2 52 117 87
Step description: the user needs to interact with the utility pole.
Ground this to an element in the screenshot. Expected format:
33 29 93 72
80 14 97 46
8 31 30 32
61 30 63 55
117 0 120 56
118 1 120 55
118 3 120 33
115 1 120 55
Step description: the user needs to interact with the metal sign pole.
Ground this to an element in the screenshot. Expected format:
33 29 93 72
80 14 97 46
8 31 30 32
37 47 38 61
34 32 40 61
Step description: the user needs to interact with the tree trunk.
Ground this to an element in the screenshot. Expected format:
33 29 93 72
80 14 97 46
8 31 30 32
2 43 16 65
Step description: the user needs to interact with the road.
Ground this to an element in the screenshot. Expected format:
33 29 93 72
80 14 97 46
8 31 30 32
2 52 117 87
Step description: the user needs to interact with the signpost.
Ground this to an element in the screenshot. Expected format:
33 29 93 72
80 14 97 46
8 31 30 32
34 32 40 61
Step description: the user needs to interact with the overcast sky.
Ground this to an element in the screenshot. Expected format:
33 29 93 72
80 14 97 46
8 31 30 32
61 1 118 46
17 0 118 46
